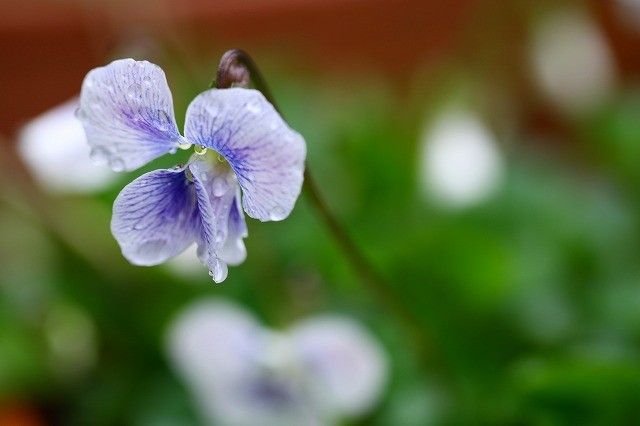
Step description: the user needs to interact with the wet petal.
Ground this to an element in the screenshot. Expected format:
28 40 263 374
220 192 248 266
184 88 306 222
289 316 389 418
111 166 199 266
188 156 239 283
78 59 183 172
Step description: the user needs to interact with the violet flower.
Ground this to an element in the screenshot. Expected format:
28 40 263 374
76 59 306 282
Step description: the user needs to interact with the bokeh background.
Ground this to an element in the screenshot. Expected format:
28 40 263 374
3 0 640 424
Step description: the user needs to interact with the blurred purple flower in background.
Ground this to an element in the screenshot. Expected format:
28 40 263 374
166 300 388 426
76 59 306 282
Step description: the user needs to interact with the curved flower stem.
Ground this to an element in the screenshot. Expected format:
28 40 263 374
213 49 440 368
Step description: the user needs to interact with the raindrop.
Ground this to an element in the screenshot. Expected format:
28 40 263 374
169 147 177 154
157 110 171 131
142 76 153 87
133 221 147 230
208 258 228 283
246 101 261 114
269 206 286 221
212 177 228 197
205 102 220 116
194 145 208 155
215 230 225 243
126 83 142 102
89 147 109 165
109 158 126 172
177 137 192 150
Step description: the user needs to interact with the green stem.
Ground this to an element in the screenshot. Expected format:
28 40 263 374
214 49 439 367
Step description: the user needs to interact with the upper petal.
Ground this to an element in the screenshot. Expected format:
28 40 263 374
77 59 183 172
184 88 306 222
189 156 239 283
111 166 200 266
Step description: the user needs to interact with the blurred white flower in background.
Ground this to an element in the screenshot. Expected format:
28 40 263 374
419 109 504 209
166 299 388 426
18 99 118 194
529 8 616 115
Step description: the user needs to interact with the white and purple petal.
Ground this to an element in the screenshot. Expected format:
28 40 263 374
184 88 306 222
78 59 184 172
111 166 199 266
220 191 248 266
188 156 240 283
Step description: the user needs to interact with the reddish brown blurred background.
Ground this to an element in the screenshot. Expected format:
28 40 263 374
0 0 476 136
2 0 640 139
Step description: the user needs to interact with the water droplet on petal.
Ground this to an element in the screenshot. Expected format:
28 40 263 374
194 145 207 155
142 76 153 87
212 177 228 197
156 110 171 132
74 107 84 119
109 158 126 172
169 147 177 154
215 230 225 243
126 83 142 102
269 206 286 221
208 258 228 283
177 137 192 150
133 221 147 230
205 102 220 116
89 146 109 165
246 101 261 114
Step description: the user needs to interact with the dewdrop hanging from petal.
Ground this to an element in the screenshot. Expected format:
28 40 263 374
76 59 306 282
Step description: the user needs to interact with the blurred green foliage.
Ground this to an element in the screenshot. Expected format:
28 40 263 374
3 35 640 424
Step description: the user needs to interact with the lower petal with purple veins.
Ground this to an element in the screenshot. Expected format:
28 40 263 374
111 166 200 266
189 155 241 283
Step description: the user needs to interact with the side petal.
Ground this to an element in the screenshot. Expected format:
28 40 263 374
289 316 389 419
188 156 238 282
220 191 248 266
111 166 199 266
184 88 306 222
78 59 183 172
